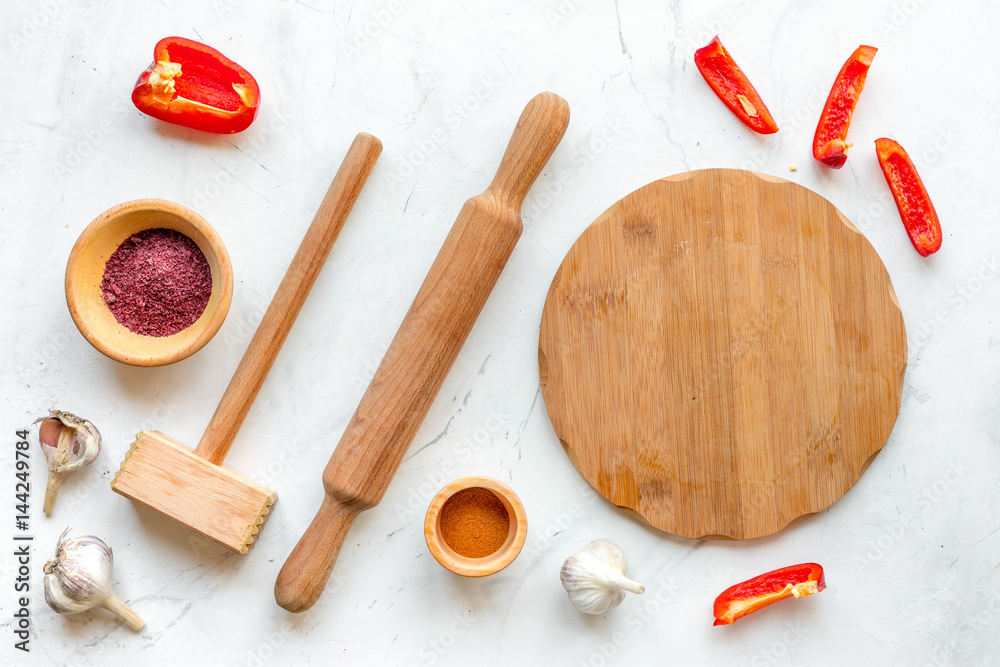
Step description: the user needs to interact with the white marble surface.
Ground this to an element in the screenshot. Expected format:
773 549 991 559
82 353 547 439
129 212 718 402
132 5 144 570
2 0 999 665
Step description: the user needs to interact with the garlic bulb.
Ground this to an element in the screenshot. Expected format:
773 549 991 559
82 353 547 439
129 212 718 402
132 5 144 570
35 410 101 515
560 539 644 614
43 528 144 631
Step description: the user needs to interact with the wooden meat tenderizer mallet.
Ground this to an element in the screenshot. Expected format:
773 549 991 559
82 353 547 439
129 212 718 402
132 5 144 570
111 133 382 554
275 92 570 611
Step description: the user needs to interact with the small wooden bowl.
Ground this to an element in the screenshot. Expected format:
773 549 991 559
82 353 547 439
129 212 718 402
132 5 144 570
65 199 233 367
424 476 527 577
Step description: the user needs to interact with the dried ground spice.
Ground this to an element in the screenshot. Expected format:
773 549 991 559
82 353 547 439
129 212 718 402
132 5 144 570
101 228 212 337
439 487 510 558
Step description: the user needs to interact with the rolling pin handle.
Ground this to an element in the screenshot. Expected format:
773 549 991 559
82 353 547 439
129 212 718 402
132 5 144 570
274 496 359 613
486 92 570 209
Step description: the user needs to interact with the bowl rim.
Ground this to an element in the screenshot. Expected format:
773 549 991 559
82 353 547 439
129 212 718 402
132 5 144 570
424 475 527 577
64 198 233 367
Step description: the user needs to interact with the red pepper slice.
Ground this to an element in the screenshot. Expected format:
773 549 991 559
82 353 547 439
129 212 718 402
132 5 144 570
694 36 778 135
713 563 825 626
132 37 260 134
813 45 877 168
875 137 942 256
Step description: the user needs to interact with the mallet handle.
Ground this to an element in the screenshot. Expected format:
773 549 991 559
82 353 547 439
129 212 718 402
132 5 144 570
194 133 383 466
275 93 569 612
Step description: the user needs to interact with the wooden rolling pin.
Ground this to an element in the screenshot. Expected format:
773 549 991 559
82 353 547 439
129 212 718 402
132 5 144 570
275 92 570 612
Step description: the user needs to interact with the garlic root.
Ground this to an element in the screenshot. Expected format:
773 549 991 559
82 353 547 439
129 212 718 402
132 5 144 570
610 573 645 595
44 471 65 517
102 593 145 631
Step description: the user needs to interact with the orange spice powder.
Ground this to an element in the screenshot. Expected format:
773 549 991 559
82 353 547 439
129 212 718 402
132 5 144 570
439 487 510 558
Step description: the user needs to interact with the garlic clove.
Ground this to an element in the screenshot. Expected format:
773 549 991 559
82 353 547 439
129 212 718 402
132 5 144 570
560 539 645 615
36 411 102 471
35 410 101 516
43 528 144 631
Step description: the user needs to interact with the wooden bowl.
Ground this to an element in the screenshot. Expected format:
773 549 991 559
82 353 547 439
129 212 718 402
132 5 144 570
65 199 233 367
424 476 527 577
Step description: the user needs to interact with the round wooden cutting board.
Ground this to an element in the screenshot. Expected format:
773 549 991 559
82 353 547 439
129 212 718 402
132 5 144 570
539 169 907 541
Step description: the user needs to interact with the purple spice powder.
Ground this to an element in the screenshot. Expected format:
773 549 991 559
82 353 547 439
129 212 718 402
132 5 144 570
101 228 213 337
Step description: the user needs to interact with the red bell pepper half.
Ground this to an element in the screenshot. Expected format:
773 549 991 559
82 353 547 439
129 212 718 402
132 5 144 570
875 138 942 256
713 562 825 626
132 37 260 134
694 36 778 135
813 45 877 168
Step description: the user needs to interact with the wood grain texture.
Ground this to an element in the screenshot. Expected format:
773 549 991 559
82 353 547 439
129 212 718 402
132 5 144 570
111 431 277 553
275 92 570 612
538 169 906 541
196 133 382 466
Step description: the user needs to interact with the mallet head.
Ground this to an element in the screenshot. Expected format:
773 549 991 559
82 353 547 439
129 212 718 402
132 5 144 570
111 431 276 554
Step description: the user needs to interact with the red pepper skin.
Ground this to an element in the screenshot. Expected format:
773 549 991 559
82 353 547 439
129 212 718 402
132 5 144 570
875 138 942 256
713 563 825 626
694 36 778 135
132 37 260 134
813 45 877 168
